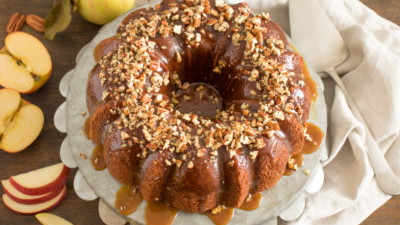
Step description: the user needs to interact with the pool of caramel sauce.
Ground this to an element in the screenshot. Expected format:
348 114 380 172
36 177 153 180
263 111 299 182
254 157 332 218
91 145 106 171
115 185 143 216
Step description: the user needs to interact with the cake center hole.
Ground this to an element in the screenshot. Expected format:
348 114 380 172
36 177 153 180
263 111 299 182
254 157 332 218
173 82 222 118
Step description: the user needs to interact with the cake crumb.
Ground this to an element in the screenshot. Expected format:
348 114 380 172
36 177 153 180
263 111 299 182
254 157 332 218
80 153 87 160
211 205 226 214
303 169 310 176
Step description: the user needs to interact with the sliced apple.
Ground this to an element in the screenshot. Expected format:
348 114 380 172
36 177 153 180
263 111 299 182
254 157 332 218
0 89 21 134
0 88 44 153
36 213 73 225
0 54 35 93
1 179 64 204
0 100 44 153
2 186 66 215
9 163 69 195
0 32 52 93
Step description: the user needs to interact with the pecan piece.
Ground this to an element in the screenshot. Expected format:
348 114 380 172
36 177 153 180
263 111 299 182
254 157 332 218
6 12 26 33
26 14 45 33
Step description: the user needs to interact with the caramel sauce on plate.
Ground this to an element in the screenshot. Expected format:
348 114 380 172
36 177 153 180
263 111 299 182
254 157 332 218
206 207 235 225
115 185 143 215
284 122 324 176
91 144 106 171
239 192 263 211
145 201 178 225
84 117 91 138
303 122 324 155
284 154 305 176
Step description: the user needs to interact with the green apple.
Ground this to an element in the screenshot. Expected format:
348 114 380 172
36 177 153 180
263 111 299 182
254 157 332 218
77 0 136 25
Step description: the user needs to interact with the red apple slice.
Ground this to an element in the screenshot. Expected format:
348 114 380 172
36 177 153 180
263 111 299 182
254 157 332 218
2 186 66 215
9 163 69 195
1 179 63 204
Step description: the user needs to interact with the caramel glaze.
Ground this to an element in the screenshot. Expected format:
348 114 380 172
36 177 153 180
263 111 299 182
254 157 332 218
206 192 262 225
302 61 318 102
145 201 177 225
174 82 222 118
86 0 319 215
284 153 304 176
284 122 324 176
93 37 125 63
115 192 262 225
239 192 263 211
303 122 324 154
115 185 143 215
288 43 318 102
206 208 235 225
91 145 106 171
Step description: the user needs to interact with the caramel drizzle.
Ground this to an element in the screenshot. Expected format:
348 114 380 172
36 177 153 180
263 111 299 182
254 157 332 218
115 188 264 225
239 192 263 211
285 122 324 175
145 201 178 225
206 207 235 225
91 145 106 171
115 185 143 215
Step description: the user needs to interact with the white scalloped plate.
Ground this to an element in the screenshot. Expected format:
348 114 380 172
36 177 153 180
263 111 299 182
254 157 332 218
59 1 327 224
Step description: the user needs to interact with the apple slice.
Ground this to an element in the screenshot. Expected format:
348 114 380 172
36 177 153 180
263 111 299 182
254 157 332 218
36 213 73 225
1 179 64 204
5 32 52 76
0 100 44 153
0 54 35 93
0 88 21 134
0 32 52 93
2 186 66 215
9 163 69 195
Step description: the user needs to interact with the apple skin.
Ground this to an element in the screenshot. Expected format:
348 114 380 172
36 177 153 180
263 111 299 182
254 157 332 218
23 70 52 94
2 186 67 215
77 0 135 25
9 166 69 196
1 179 64 205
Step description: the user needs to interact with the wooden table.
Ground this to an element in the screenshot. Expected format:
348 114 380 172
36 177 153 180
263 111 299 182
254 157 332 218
0 0 398 224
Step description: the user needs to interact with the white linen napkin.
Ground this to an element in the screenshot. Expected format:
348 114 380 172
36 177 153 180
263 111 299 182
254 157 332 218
228 0 400 224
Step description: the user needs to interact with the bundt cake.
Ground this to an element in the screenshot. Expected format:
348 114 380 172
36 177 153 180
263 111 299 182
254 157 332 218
86 0 313 213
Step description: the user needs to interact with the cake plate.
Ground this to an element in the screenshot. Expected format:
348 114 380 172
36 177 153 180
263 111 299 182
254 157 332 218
54 1 328 224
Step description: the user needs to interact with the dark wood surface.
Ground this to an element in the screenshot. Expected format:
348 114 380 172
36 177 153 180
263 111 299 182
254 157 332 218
0 0 398 224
